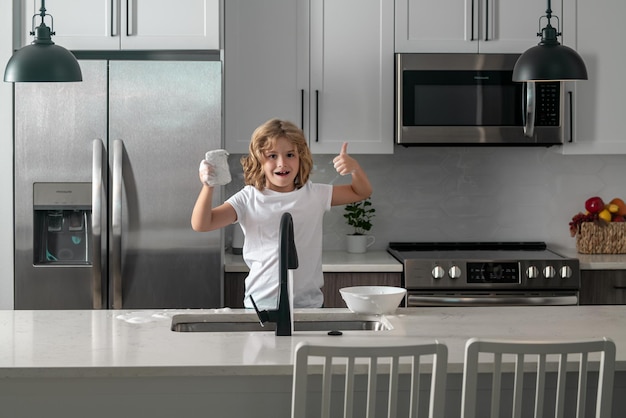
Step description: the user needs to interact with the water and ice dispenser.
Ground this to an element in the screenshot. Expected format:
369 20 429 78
33 183 92 265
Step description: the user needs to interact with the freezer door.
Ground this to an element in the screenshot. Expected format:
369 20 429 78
108 61 223 309
14 61 108 309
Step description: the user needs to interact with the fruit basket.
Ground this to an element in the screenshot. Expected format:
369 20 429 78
575 222 626 254
570 196 626 254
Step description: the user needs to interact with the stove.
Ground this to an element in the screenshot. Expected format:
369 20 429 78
387 242 580 306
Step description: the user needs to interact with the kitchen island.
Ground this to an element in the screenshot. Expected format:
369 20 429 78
1 306 625 417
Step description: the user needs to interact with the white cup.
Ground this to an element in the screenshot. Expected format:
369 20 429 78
346 235 375 254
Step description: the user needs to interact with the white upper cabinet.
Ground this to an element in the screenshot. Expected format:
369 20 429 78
223 0 300 154
224 0 394 154
21 0 220 50
562 0 626 154
395 0 565 53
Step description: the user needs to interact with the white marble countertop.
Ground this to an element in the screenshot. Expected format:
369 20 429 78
224 250 403 273
1 306 625 378
551 245 626 270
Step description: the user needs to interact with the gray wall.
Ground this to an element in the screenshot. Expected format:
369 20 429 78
0 1 14 309
226 146 626 252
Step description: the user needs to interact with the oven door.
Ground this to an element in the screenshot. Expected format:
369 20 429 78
406 291 579 307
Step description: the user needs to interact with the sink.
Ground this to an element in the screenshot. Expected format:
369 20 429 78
171 312 392 333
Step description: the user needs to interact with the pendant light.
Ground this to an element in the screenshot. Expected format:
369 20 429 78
512 0 587 82
4 0 82 83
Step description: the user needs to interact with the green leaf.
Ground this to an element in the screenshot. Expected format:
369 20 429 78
343 197 375 235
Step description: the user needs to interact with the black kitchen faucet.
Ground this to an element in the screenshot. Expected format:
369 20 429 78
250 212 298 336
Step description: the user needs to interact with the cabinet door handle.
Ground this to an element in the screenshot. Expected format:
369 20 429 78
126 0 133 36
614 278 626 290
484 0 490 41
300 89 305 130
470 0 475 41
111 0 118 37
315 89 319 142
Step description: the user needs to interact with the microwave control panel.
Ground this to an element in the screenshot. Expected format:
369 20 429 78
535 82 560 126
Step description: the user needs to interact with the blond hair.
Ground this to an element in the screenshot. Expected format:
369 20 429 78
241 118 313 191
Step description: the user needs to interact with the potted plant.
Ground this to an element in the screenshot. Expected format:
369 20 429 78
343 197 376 253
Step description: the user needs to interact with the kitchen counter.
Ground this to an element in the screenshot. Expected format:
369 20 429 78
1 307 625 418
552 245 626 270
1 306 625 376
224 250 403 273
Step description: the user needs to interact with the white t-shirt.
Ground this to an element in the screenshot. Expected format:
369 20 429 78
226 181 333 309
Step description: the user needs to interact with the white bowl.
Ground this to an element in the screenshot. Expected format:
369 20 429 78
339 286 407 315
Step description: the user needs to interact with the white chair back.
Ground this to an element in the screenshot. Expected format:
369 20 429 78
291 341 448 418
461 337 616 418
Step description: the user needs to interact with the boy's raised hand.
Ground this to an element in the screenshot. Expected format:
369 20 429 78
332 142 358 176
199 149 232 187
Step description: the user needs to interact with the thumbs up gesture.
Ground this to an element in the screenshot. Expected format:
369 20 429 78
332 142 358 176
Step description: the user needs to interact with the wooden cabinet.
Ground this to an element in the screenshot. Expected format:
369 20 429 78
21 0 220 50
395 0 568 53
561 0 626 154
224 272 248 308
224 0 394 155
579 270 626 305
224 272 402 308
321 272 402 308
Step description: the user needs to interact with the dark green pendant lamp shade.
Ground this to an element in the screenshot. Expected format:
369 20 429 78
4 1 82 83
513 1 587 82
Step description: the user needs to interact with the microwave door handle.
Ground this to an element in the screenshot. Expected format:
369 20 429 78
91 139 104 309
523 82 536 137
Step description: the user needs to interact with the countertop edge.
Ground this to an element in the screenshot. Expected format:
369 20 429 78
224 251 403 273
0 365 294 379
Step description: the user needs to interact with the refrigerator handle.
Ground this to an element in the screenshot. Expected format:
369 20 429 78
92 139 105 309
112 139 124 309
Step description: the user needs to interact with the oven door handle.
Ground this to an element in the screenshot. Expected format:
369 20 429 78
407 294 578 307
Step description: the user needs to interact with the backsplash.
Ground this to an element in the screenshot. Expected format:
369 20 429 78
225 147 626 252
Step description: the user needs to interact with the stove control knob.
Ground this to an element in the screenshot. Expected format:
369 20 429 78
559 265 573 279
449 265 462 279
526 266 539 279
432 266 445 279
543 265 556 279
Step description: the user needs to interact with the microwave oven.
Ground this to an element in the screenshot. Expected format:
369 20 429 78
396 53 566 146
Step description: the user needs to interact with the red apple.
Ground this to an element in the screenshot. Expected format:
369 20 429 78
585 196 604 214
612 215 625 222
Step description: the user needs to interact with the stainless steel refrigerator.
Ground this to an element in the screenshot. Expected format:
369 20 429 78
14 57 223 309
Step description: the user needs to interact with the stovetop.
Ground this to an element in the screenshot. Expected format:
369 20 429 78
389 242 548 251
387 242 580 290
387 242 568 262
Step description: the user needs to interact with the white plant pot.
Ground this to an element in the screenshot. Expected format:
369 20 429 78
346 234 375 254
